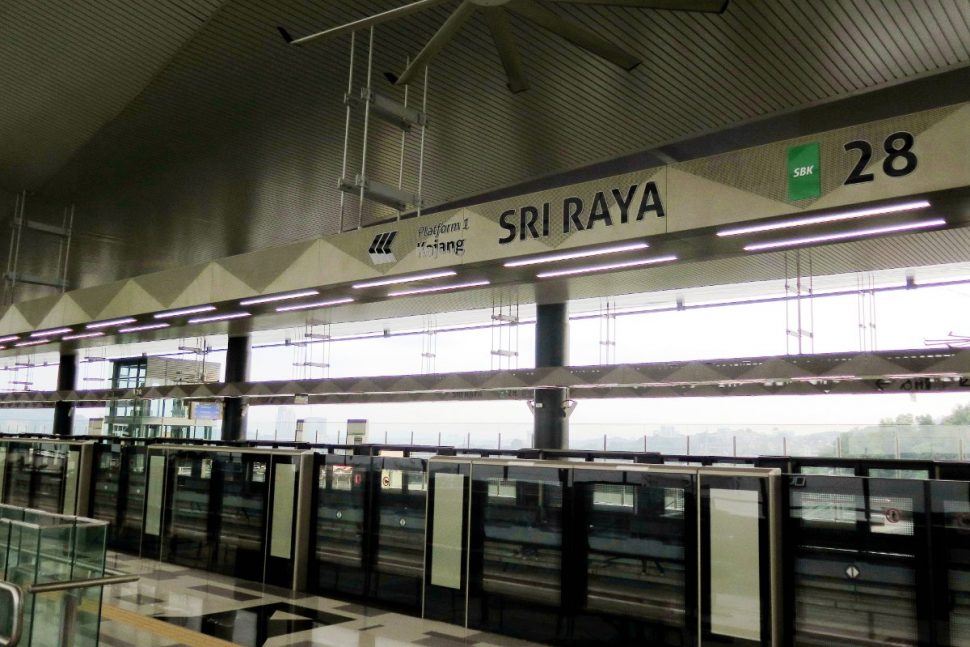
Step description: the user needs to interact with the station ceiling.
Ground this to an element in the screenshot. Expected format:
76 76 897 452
2 0 970 303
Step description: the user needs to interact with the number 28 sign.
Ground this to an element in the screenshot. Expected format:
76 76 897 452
844 132 918 185
788 131 918 202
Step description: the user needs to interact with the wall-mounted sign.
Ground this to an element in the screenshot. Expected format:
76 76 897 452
787 142 821 201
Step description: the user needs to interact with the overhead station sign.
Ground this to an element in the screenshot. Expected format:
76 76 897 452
1 101 969 335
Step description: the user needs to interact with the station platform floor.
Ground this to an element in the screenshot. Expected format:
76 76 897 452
99 553 543 647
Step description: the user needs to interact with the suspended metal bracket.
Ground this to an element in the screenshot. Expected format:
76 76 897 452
490 349 519 357
4 192 74 304
3 271 68 290
345 88 427 131
14 217 71 238
339 175 421 212
294 361 330 369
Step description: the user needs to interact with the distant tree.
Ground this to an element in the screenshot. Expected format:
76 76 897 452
942 403 970 426
895 413 915 425
915 414 935 426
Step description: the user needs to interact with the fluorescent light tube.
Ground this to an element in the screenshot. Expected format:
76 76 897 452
15 340 48 347
276 297 355 313
537 255 678 279
119 323 170 333
352 270 457 289
743 219 946 252
0 336 19 343
154 305 216 319
188 311 251 324
239 289 320 305
388 280 490 297
718 199 931 237
63 332 106 341
30 327 72 338
504 242 649 267
86 317 137 330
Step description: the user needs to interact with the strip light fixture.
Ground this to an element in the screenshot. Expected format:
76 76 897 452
276 297 355 313
239 289 320 306
0 336 18 343
188 311 251 324
388 280 490 297
743 219 946 252
86 317 137 330
537 255 678 279
63 332 105 341
504 242 649 267
119 323 170 333
717 199 932 237
352 270 457 289
154 305 216 319
30 327 72 338
14 340 48 347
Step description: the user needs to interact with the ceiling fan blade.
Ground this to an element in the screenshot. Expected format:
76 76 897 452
482 7 530 93
279 0 455 46
397 0 478 85
549 0 728 12
506 0 641 71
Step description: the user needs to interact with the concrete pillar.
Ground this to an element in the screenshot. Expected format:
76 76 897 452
533 303 569 449
222 336 250 442
52 353 78 436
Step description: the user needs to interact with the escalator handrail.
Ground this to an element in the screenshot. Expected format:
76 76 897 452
0 581 24 647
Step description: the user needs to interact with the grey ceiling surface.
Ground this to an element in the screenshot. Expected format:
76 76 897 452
3 0 970 301
0 0 229 190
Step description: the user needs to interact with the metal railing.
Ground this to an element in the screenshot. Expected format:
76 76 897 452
0 581 24 647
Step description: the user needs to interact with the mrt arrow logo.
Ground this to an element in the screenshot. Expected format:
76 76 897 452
368 231 397 265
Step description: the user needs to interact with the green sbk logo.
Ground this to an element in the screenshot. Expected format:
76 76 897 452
787 142 821 201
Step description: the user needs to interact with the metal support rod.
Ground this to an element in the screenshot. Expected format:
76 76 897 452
895 432 901 459
8 191 27 301
733 435 737 457
643 434 647 452
686 435 690 456
5 192 19 304
338 32 356 233
960 437 964 461
398 56 410 195
783 436 788 456
416 65 428 218
358 26 375 228
62 205 73 293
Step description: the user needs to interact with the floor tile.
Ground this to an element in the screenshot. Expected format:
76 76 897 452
188 583 261 601
99 551 548 647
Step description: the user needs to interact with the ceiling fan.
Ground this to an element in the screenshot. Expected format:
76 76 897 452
279 0 728 93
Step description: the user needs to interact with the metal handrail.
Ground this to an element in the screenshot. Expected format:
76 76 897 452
26 573 139 594
0 581 24 647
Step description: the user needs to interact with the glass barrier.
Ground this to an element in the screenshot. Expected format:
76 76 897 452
0 505 107 647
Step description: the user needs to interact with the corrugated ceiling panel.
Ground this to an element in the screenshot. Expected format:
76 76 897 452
1 0 968 301
0 0 229 190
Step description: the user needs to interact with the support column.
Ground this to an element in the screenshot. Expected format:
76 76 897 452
222 336 250 442
52 352 78 436
533 303 569 449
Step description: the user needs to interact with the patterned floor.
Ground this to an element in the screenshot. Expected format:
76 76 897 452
98 552 546 647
